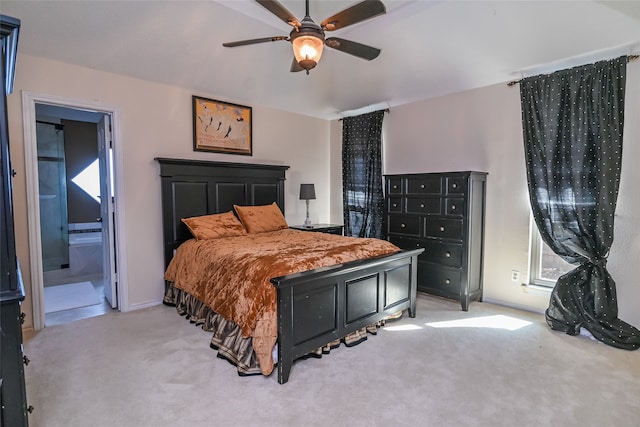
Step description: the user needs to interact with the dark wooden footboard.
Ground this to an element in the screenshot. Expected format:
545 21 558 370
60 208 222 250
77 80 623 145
270 248 423 384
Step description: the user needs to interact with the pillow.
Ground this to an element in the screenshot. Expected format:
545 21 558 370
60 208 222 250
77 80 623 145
234 202 288 234
181 211 247 240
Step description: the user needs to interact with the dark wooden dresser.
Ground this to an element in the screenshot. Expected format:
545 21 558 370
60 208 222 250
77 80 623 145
385 171 487 311
1 14 31 426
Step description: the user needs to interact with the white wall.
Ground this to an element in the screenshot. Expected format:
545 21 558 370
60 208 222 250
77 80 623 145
365 68 640 328
8 54 330 328
10 53 639 332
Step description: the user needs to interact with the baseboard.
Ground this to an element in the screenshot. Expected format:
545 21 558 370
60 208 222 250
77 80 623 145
127 299 164 311
482 297 546 315
22 325 35 340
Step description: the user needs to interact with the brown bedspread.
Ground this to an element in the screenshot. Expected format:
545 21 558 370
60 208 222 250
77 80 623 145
164 228 400 375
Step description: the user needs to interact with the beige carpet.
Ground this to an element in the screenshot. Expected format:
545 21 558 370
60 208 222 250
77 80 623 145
43 281 101 313
24 294 640 426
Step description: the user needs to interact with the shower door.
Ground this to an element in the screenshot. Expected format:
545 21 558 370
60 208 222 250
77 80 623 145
36 121 69 271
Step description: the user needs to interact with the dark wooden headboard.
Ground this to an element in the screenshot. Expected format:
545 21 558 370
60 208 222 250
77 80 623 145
156 158 289 268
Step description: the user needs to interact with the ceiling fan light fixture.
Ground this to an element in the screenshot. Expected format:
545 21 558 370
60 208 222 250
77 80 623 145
291 31 324 74
223 0 386 74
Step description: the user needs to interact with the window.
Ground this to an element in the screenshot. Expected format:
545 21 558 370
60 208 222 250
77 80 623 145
342 110 384 238
70 149 114 204
71 158 100 203
344 157 367 230
530 220 573 287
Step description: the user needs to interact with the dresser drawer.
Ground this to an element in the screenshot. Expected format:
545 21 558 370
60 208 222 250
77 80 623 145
406 176 442 194
388 236 427 261
387 215 420 237
387 178 403 195
406 197 441 215
445 197 465 217
319 226 343 235
425 218 463 240
447 176 466 194
423 241 463 267
290 224 343 235
418 264 462 296
387 196 402 213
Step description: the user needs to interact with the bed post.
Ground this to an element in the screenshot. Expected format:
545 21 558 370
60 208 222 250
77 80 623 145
409 252 419 318
277 285 294 384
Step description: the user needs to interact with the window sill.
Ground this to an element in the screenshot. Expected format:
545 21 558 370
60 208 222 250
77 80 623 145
521 283 553 296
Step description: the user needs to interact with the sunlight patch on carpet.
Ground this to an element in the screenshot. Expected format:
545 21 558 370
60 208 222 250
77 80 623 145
383 324 423 331
425 315 532 331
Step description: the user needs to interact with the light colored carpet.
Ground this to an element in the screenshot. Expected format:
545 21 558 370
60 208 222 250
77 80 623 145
44 281 101 313
24 294 640 426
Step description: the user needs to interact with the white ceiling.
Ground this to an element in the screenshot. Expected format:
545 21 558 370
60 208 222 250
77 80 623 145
2 0 640 120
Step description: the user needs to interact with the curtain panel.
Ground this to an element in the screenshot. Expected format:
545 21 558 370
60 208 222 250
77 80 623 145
342 110 385 238
520 56 639 350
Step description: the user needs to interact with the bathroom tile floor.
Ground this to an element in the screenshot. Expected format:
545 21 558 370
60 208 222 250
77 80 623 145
44 275 114 327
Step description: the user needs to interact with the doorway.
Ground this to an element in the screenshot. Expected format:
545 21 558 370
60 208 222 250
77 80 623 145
22 92 127 330
36 106 114 325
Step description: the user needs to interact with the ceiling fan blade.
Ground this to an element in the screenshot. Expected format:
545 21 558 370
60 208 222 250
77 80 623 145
290 58 304 73
321 0 386 31
325 37 381 60
256 0 301 27
223 36 288 47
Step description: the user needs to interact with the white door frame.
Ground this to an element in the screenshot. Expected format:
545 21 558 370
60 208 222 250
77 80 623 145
21 91 129 330
97 115 117 308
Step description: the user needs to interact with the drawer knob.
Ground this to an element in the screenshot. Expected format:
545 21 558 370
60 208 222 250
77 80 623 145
445 279 451 285
401 223 406 228
393 185 398 189
452 183 457 189
420 203 425 208
23 355 31 366
445 252 451 258
451 204 456 210
393 203 397 208
421 184 425 189
439 226 445 232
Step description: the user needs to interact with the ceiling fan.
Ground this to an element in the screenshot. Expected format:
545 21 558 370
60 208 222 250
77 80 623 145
223 0 386 74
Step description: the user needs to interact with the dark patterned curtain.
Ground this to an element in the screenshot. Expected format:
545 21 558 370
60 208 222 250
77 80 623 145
520 56 639 350
342 110 385 238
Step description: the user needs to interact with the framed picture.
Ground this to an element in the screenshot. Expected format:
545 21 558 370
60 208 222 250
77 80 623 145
192 95 252 155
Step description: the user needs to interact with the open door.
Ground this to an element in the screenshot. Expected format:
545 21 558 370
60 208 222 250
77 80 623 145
97 115 117 308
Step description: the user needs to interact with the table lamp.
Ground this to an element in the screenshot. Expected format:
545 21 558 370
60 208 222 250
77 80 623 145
299 183 316 227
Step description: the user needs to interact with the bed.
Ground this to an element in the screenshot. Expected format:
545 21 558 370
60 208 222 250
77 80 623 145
156 158 423 384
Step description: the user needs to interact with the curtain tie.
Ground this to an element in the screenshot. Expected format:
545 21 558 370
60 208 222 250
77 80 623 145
589 257 608 268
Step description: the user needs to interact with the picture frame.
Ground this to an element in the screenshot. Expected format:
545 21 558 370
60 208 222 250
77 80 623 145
192 95 252 155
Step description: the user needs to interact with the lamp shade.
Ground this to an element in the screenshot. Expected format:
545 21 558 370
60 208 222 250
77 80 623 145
292 34 324 72
299 184 316 200
290 15 325 74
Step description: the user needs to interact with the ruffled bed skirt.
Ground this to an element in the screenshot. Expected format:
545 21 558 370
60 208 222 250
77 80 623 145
163 281 394 377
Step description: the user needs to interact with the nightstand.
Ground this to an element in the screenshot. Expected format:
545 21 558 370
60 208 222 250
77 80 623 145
290 224 344 235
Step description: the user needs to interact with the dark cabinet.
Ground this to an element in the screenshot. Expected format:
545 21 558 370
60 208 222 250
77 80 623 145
1 14 30 426
385 172 487 311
